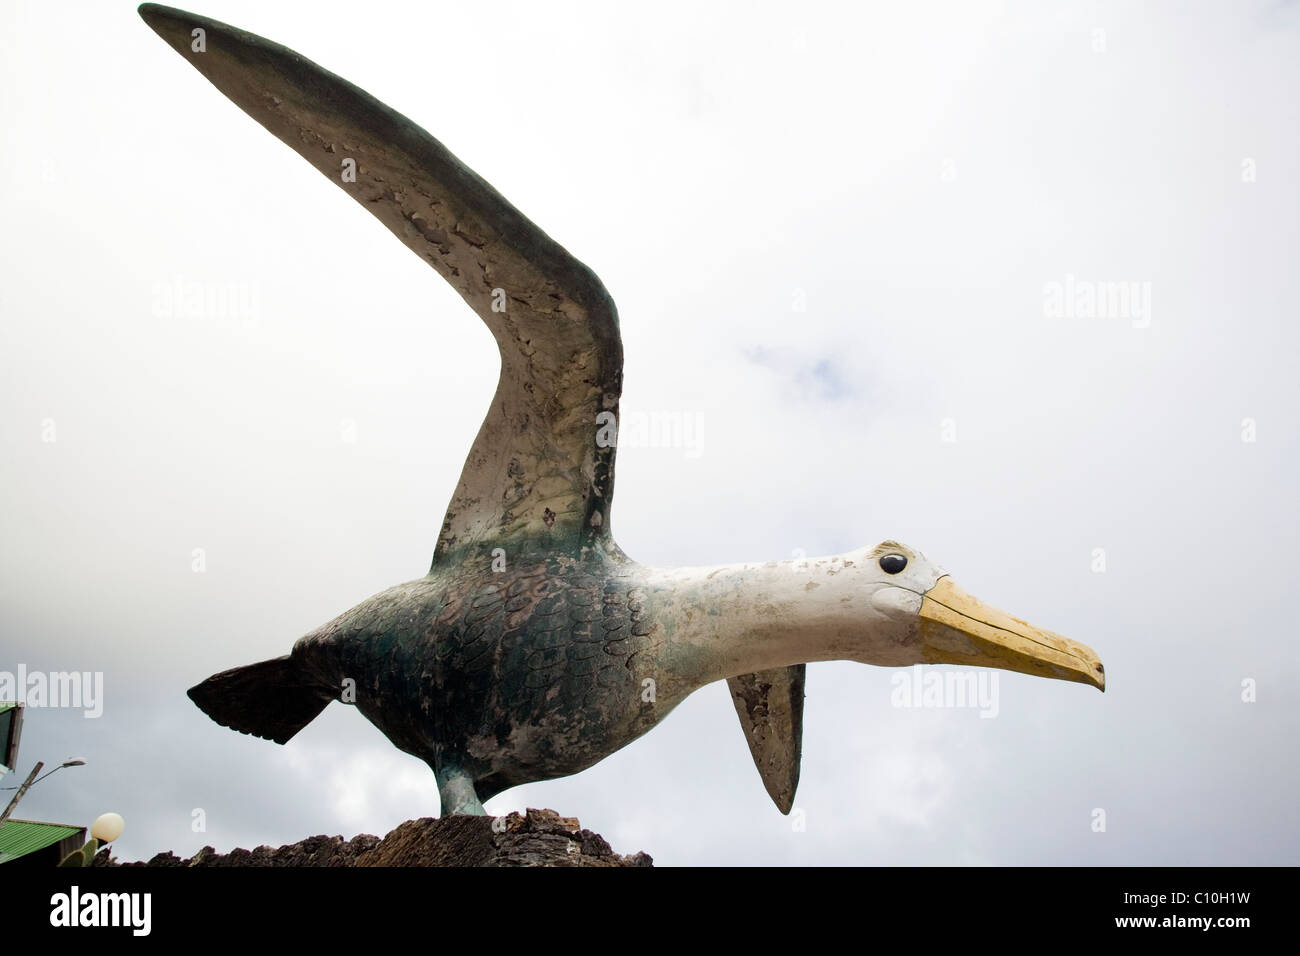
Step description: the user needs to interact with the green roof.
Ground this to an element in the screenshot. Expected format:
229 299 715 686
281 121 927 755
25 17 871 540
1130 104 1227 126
0 818 85 864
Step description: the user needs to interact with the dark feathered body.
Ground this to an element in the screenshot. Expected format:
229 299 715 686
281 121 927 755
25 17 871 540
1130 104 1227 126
287 550 665 800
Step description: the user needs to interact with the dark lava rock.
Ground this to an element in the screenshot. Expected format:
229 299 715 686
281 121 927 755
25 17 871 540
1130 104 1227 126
92 809 651 867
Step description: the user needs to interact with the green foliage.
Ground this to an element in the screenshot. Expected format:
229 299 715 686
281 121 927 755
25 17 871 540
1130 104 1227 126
57 837 100 867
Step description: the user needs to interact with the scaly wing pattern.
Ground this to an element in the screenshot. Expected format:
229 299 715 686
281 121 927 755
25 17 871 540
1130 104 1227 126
139 4 623 565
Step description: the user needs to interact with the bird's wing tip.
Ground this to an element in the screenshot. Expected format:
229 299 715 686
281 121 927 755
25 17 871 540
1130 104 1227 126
137 4 198 49
137 3 177 25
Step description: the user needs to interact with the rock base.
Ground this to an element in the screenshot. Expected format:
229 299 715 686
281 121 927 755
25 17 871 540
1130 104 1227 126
93 809 651 867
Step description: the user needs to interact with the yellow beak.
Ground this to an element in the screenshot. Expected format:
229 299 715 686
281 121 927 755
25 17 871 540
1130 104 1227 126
918 577 1105 691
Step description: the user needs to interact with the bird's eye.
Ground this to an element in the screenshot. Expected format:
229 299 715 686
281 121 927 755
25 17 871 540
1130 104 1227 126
879 554 907 574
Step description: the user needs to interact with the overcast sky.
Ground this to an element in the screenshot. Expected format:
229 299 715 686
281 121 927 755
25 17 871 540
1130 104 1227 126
2 0 1297 865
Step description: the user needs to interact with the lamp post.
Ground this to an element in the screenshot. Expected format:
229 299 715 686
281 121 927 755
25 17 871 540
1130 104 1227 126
0 758 87 826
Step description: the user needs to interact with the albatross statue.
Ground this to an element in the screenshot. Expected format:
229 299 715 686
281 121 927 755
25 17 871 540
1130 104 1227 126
141 4 1105 817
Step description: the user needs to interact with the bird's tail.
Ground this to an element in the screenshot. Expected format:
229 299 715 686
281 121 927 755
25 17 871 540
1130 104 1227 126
187 655 332 745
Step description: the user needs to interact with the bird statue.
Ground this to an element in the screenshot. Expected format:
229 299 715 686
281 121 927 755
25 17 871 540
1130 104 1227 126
141 4 1105 817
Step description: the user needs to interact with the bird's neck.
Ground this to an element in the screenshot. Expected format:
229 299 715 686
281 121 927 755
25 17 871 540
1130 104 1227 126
640 550 903 699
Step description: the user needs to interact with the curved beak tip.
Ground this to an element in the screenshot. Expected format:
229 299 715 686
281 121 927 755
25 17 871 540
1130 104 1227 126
919 576 1107 694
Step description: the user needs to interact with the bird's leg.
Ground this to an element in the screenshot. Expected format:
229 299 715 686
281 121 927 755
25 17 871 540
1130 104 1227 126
435 764 486 816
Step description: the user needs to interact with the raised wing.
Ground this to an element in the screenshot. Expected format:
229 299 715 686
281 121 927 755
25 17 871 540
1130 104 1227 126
139 4 623 565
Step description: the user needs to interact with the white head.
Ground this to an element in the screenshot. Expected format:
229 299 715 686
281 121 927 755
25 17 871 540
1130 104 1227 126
833 539 1105 690
644 541 1104 695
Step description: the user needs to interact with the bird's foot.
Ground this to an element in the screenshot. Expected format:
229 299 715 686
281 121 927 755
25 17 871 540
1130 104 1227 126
436 767 486 816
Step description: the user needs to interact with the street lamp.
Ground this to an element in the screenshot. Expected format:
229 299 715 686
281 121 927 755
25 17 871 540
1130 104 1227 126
90 812 125 844
0 757 87 826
